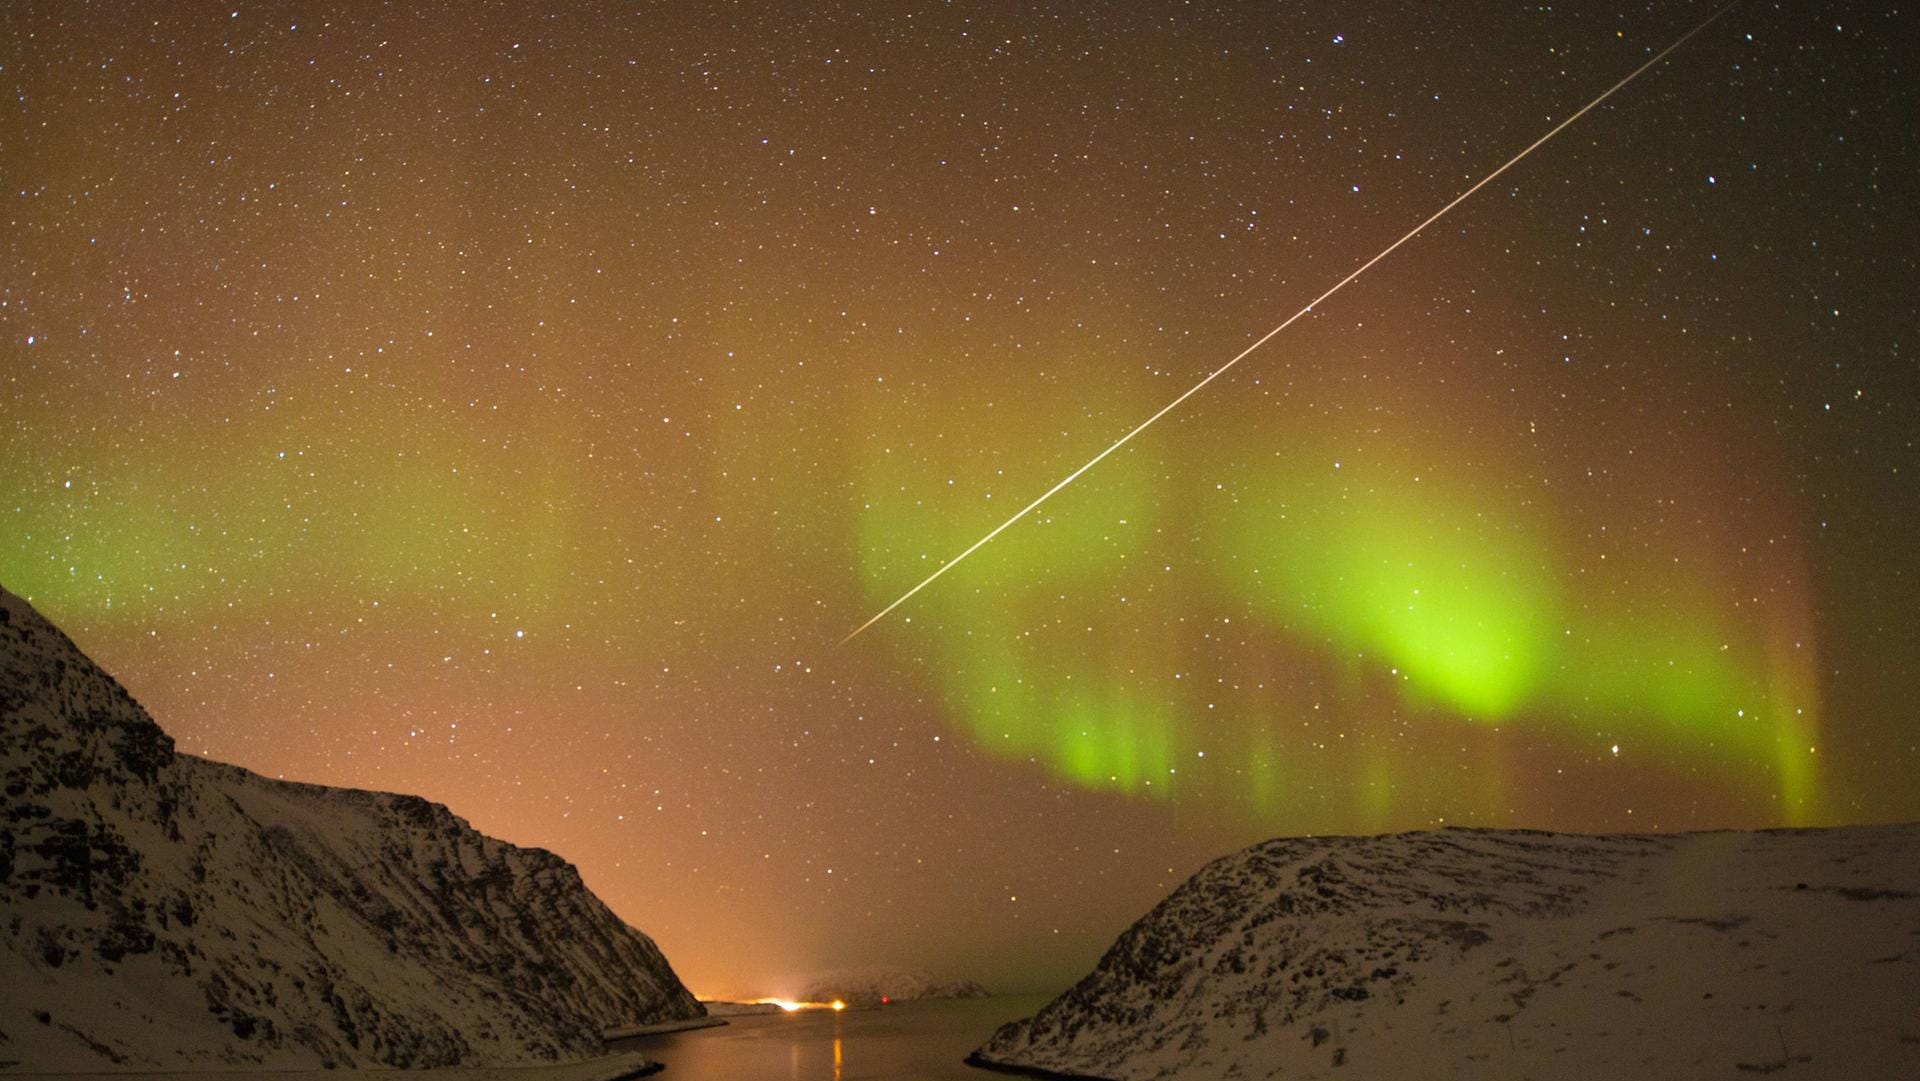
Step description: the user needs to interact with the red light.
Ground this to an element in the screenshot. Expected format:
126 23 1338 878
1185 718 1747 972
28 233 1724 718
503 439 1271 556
881 996 890 1004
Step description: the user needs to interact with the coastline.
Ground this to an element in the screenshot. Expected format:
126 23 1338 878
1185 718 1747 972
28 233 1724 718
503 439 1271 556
961 1052 1116 1081
600 1017 728 1042
0 1051 667 1081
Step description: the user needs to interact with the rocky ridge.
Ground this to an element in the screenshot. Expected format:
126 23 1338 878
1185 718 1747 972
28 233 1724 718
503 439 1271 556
0 586 703 1070
973 825 1920 1080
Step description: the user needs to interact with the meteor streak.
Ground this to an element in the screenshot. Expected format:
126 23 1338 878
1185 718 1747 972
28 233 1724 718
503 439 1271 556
842 2 1740 646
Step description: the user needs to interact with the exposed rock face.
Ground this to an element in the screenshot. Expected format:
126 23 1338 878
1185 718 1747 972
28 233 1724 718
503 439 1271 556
973 825 1920 1080
0 586 703 1070
794 966 990 1006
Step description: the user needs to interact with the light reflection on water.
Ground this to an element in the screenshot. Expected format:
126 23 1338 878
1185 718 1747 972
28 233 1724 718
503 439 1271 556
610 995 1054 1081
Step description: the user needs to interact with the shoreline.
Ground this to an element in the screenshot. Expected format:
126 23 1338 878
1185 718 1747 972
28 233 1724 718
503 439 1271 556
961 1053 1116 1081
0 1051 667 1081
600 1017 728 1042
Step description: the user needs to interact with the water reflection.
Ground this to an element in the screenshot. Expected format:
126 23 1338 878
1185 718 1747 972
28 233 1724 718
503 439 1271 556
611 995 1053 1081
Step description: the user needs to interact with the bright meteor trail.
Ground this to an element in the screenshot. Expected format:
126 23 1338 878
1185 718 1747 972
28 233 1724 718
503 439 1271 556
842 2 1741 646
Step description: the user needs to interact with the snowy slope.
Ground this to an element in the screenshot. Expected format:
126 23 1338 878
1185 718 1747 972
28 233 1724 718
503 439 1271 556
972 826 1920 1080
794 966 989 1006
0 586 703 1070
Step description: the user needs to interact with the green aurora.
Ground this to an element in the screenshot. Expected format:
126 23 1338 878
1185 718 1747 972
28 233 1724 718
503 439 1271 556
856 405 1821 824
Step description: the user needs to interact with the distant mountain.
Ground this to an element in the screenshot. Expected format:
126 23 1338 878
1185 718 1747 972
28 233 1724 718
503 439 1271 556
697 1000 788 1017
795 966 989 1006
0 586 703 1070
972 825 1920 1080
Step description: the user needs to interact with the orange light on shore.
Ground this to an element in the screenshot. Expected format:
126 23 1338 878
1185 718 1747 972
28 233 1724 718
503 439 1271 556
746 997 843 1013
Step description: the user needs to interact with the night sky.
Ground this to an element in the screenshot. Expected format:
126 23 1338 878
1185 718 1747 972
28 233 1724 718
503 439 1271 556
3 2 1914 996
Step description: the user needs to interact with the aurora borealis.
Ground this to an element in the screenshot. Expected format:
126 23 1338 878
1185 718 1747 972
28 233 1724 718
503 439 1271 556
3 1 1913 996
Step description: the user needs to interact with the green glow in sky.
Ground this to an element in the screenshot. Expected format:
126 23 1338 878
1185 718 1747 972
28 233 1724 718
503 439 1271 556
857 415 1822 824
1217 458 1557 718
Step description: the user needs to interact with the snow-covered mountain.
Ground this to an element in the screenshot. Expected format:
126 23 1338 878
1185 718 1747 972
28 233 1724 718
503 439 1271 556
794 966 989 1006
972 825 1920 1080
0 586 703 1070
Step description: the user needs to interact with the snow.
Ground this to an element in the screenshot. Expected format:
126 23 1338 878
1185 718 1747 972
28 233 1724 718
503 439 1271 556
793 966 991 1006
0 587 703 1071
972 825 1920 1080
4 1050 665 1081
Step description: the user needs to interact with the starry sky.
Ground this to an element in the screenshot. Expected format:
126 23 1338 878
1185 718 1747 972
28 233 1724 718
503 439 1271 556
3 1 1914 996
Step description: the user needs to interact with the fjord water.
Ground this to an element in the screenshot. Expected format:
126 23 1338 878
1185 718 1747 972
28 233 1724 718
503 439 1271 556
611 995 1054 1080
